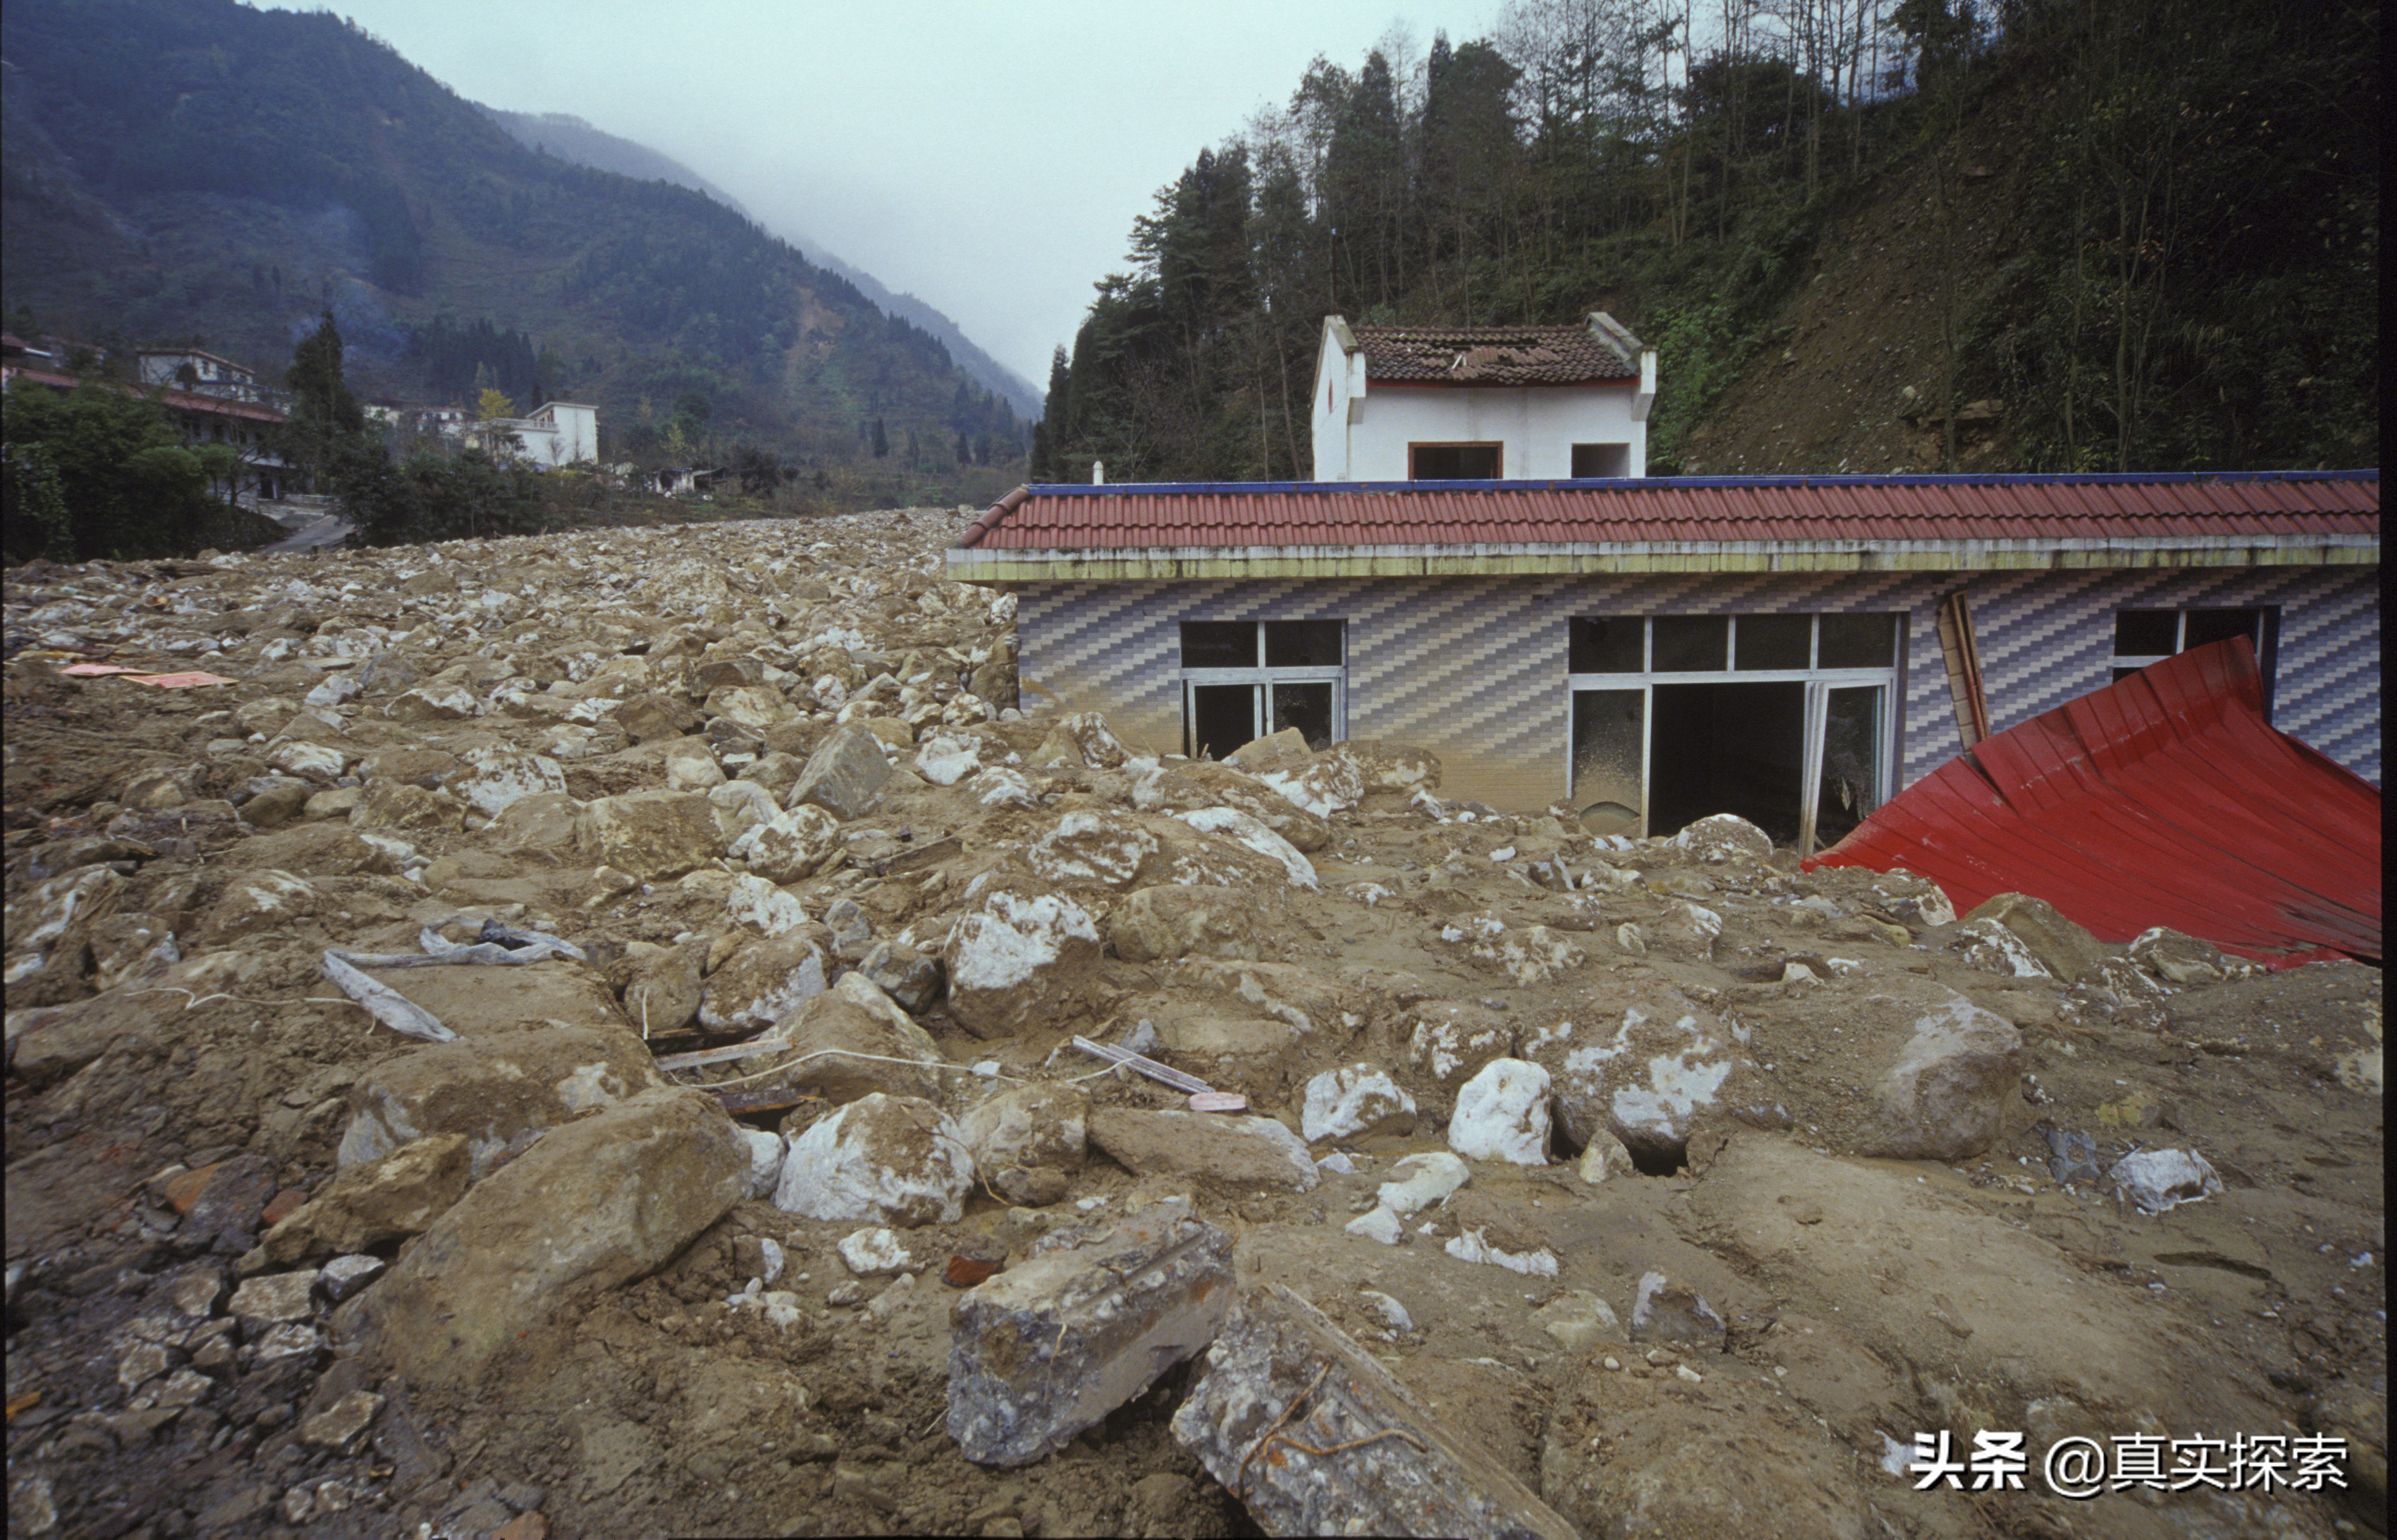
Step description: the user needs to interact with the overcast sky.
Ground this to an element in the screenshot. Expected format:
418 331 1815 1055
328 0 1503 390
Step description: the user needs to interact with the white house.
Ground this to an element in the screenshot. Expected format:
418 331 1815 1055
1310 314 1656 482
466 400 598 467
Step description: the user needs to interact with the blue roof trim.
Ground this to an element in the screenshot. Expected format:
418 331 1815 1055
1022 469 2380 495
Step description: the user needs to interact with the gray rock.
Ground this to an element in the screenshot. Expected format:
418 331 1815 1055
2039 1124 2102 1185
1963 892 2109 983
774 1092 974 1227
1862 992 2023 1161
948 1200 1232 1466
1628 1271 1725 1345
958 1083 1088 1175
318 1254 387 1303
229 1271 318 1331
575 790 723 881
1171 1283 1578 1539
2129 925 2226 986
790 726 891 821
1087 1109 1319 1193
699 930 831 1032
858 938 941 1012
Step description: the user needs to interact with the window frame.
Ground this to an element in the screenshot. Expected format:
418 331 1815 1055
2110 605 2279 718
1406 441 1505 480
1179 619 1348 757
1564 613 1905 854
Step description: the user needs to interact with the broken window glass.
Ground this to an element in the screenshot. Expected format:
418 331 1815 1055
2113 610 2178 656
1569 617 1643 673
1188 684 1256 760
1735 613 1811 670
1814 685 1884 848
1180 622 1256 669
1270 682 1335 751
1571 690 1643 836
1652 615 1727 671
1264 621 1342 667
1818 613 1899 668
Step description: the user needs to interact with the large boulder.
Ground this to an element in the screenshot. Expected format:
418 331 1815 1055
336 1023 666 1180
333 1088 748 1387
773 1093 973 1226
942 887 1103 1039
1446 1058 1552 1165
1521 983 1765 1168
788 726 891 821
447 746 568 819
763 971 947 1103
731 804 845 882
1963 892 2108 983
249 1134 471 1267
698 929 831 1032
1106 885 1266 963
575 790 723 881
1028 711 1131 769
1086 1109 1319 1192
1860 991 2023 1160
1023 811 1160 889
1669 813 1773 864
956 1081 1089 1175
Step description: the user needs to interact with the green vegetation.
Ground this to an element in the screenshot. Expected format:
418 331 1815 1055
1038 0 2375 479
1 0 1027 506
2 381 268 562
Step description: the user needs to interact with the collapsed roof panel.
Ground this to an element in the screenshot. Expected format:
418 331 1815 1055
1805 637 2383 966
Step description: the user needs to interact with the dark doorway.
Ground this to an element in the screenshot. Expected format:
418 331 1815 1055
1649 682 1806 845
1409 443 1502 480
1188 685 1254 760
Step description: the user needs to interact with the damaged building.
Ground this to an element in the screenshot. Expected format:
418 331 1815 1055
948 471 2379 849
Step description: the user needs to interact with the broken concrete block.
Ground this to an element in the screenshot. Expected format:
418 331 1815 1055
333 1087 748 1388
1087 1109 1319 1193
1171 1283 1578 1539
1299 1064 1417 1143
948 1200 1232 1466
732 803 845 882
790 726 891 821
2107 1148 2222 1214
760 970 947 1104
1446 1058 1552 1165
774 1093 974 1226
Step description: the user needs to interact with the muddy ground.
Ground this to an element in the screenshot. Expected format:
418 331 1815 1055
3 510 2383 1540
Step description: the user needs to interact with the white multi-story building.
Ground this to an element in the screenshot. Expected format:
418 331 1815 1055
467 400 599 467
1310 313 1655 482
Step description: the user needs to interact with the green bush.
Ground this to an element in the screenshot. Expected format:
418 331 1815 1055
2 381 231 562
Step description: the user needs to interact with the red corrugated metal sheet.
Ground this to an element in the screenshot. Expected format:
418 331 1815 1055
954 475 2380 550
1805 638 2382 967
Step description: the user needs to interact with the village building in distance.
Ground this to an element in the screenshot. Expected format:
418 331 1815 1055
954 317 2380 852
4 335 301 508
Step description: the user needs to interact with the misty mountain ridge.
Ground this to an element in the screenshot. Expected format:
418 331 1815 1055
478 104 1042 418
1 0 1027 487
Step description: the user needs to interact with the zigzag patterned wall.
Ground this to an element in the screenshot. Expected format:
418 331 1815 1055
1016 564 2379 817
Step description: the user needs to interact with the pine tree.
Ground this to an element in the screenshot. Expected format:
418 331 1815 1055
871 416 890 458
284 309 365 491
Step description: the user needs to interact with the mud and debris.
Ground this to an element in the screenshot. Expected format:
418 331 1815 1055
3 510 2384 1539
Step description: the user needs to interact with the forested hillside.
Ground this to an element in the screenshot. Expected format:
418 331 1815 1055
478 107 1045 419
1035 0 2376 482
0 0 1026 497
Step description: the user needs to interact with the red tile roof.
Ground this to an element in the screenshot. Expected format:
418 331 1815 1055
2 365 288 424
1353 324 1640 384
1808 638 2381 965
954 475 2380 550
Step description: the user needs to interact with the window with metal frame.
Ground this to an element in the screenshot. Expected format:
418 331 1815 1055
1408 443 1502 480
2111 607 2277 713
1180 620 1346 759
1565 613 1904 854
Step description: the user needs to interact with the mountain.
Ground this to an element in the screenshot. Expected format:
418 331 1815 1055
0 0 1026 478
478 106 1044 419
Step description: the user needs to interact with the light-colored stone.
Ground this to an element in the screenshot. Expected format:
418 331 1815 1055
448 747 567 818
1670 812 1773 863
1299 1064 1417 1143
1863 991 2024 1161
2129 926 2226 986
1535 1290 1622 1353
958 1082 1089 1175
1376 1151 1468 1216
773 1093 973 1226
1106 885 1266 963
762 970 947 1104
229 1270 318 1329
697 929 830 1032
1086 1109 1320 1192
336 1023 666 1180
575 789 723 881
836 1227 915 1278
1446 1058 1552 1165
942 886 1102 1039
1629 1270 1725 1344
252 1134 471 1267
2107 1148 2223 1214
1964 892 2107 983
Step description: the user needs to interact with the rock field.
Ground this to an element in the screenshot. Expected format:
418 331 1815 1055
2 508 2384 1539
